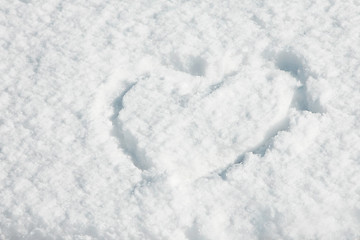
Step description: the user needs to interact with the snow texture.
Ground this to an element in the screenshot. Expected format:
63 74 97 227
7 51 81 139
1 0 360 239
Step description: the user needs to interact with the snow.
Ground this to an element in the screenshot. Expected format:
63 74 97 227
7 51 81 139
1 0 360 239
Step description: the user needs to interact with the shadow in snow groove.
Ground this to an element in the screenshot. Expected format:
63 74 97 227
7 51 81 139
111 82 152 171
276 50 323 113
219 117 290 179
219 50 323 180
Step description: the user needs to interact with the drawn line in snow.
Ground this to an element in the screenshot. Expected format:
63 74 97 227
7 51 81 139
218 50 324 180
276 50 323 113
166 53 208 77
219 117 290 180
111 82 152 171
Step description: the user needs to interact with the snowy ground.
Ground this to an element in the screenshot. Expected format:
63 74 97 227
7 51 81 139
1 0 360 239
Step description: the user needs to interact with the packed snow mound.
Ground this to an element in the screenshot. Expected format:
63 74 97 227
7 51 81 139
1 0 360 239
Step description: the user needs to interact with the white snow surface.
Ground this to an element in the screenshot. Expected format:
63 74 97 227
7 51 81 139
1 0 360 239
